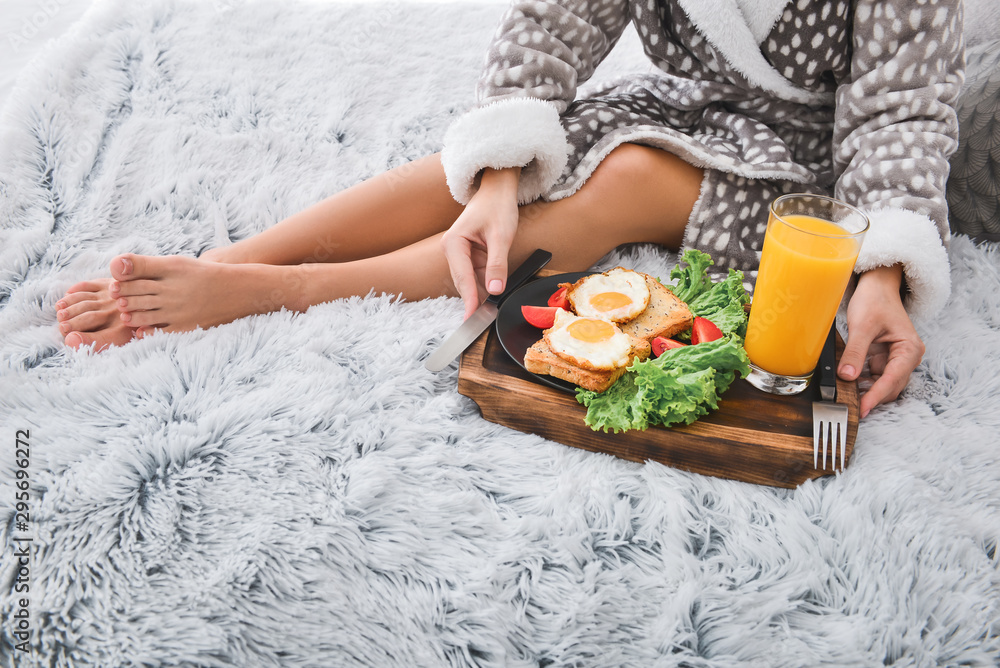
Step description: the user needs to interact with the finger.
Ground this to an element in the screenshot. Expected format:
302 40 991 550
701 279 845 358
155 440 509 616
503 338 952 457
859 370 904 419
858 346 922 418
867 343 890 377
483 229 514 295
441 235 482 320
838 326 874 381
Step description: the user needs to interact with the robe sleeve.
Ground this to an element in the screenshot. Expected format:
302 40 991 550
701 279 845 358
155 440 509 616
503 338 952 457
441 0 631 205
833 0 964 321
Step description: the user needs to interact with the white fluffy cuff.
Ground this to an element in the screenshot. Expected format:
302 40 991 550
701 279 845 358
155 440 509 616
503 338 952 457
854 206 951 322
441 98 570 205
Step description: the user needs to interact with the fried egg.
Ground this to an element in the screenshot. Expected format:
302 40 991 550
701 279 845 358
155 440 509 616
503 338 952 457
544 309 634 371
567 268 650 322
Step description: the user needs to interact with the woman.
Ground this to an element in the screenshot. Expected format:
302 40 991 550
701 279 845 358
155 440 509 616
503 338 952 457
54 0 963 419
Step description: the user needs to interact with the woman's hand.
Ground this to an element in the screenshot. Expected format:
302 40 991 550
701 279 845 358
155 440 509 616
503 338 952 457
838 264 926 418
441 166 522 320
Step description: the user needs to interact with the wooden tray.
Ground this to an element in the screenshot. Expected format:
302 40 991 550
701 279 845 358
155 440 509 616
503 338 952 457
457 288 859 488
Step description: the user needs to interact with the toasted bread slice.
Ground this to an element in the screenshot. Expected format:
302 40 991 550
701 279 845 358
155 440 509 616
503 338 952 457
619 274 693 341
524 336 651 393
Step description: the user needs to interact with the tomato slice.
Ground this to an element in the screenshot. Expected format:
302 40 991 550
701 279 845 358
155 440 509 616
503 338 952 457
691 317 724 345
547 286 570 310
651 336 688 357
522 305 559 329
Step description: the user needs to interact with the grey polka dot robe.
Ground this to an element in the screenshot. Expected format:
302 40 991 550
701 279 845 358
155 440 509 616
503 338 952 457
441 0 965 319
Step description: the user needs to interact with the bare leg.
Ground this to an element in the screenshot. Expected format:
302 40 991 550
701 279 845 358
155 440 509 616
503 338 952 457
67 145 703 348
204 153 464 265
59 154 464 350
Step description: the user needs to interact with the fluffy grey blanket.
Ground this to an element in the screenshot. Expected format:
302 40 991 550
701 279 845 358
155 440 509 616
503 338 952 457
1 1 998 666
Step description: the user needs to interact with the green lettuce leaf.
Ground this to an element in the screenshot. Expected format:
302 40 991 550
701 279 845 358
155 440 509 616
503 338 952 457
688 269 751 336
631 365 719 427
648 334 750 395
577 372 644 433
576 252 753 432
577 334 751 432
667 249 715 303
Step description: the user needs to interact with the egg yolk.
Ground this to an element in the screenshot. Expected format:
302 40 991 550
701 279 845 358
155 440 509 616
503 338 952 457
589 291 633 312
567 318 616 343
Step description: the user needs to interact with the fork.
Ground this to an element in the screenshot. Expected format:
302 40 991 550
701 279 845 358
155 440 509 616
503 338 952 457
812 325 849 471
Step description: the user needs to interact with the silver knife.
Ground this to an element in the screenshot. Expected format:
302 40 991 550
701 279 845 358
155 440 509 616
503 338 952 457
424 249 553 371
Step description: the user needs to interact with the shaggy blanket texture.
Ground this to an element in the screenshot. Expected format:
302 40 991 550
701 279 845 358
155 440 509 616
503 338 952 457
1 1 999 666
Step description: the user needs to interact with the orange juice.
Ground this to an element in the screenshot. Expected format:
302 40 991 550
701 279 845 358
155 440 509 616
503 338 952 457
744 213 863 377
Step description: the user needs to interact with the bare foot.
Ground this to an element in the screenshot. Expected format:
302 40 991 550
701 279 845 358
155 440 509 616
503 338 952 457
57 280 139 351
110 253 304 335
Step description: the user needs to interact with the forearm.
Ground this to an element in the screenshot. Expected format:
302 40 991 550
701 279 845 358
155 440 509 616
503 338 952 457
475 166 521 201
857 263 904 297
832 0 961 321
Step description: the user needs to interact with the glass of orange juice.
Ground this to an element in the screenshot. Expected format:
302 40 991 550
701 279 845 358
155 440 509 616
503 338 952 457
744 194 868 395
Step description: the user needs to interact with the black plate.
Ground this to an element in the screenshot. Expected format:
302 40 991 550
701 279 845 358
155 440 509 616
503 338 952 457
495 272 592 393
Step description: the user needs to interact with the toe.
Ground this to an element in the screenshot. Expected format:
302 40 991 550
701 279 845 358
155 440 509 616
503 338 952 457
112 253 194 282
64 332 86 348
59 299 106 322
116 294 160 313
110 254 139 281
65 279 112 295
112 253 185 282
57 291 98 310
114 279 161 298
64 325 136 352
121 310 163 328
64 331 110 352
66 309 116 333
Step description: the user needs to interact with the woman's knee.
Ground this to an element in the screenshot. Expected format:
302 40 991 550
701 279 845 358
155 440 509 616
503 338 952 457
587 143 702 193
571 143 702 247
592 143 662 184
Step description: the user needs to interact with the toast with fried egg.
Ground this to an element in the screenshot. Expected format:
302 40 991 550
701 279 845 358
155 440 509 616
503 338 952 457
524 336 651 393
562 269 693 343
524 269 695 392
